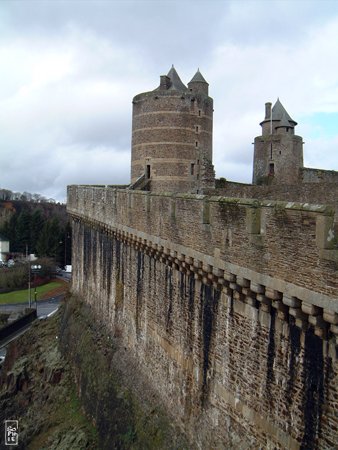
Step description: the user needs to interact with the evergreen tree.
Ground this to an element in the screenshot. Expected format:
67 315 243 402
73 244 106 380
30 209 45 254
15 211 31 253
36 217 62 258
59 222 72 266
0 198 68 260
0 215 17 247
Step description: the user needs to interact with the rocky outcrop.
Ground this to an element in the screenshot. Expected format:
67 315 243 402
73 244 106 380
0 306 97 450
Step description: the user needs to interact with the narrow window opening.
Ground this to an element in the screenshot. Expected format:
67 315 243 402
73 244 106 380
279 150 281 155
195 141 198 148
195 125 199 133
191 163 195 175
269 163 275 176
198 110 201 116
146 164 151 179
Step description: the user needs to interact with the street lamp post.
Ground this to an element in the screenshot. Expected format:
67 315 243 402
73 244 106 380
30 264 42 310
28 263 31 308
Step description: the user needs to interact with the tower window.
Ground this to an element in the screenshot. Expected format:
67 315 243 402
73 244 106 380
146 164 151 179
269 163 275 176
195 141 198 148
198 110 201 116
195 125 199 133
191 163 195 175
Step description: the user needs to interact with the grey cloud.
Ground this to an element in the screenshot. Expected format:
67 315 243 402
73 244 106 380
1 0 226 65
1 0 338 202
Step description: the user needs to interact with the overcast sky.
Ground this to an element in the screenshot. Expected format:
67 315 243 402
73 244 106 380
1 0 338 202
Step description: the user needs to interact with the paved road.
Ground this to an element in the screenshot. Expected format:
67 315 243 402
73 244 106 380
0 294 64 363
0 294 63 318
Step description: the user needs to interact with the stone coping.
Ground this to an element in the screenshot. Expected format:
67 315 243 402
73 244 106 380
67 185 335 216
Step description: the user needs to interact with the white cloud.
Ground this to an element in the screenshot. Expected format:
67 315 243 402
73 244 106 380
209 14 338 181
0 0 338 200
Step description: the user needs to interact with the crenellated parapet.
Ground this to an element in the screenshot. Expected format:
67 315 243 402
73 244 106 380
67 185 338 345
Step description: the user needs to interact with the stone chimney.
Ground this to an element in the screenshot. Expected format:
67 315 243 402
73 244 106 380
160 75 171 90
265 102 272 120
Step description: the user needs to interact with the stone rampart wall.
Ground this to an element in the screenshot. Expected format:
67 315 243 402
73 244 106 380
211 181 338 219
67 185 338 449
301 167 338 184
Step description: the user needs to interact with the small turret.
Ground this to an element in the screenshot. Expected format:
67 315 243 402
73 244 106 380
188 69 209 96
260 98 297 136
253 99 303 185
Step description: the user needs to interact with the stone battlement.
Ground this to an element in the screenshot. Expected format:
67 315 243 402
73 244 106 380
68 185 338 340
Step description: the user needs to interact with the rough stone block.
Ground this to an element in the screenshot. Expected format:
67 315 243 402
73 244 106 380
246 206 261 234
308 314 326 327
282 296 301 308
289 307 306 320
250 282 265 294
323 310 338 325
265 288 282 300
316 214 335 250
301 302 322 316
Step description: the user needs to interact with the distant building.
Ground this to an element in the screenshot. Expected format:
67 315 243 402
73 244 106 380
253 98 338 185
0 235 9 262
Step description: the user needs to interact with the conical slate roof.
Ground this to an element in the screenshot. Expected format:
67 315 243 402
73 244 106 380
166 65 187 91
271 98 296 125
188 69 208 84
261 98 297 127
277 110 294 128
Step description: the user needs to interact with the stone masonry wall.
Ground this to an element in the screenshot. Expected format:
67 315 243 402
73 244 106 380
131 90 213 193
253 134 303 185
211 181 338 220
68 185 338 449
301 168 338 184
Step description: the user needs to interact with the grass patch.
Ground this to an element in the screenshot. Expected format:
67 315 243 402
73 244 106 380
0 281 67 305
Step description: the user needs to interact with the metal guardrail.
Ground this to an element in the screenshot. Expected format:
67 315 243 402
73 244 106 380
0 309 37 343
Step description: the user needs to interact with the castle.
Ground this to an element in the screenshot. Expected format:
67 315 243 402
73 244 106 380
67 67 338 449
130 65 338 193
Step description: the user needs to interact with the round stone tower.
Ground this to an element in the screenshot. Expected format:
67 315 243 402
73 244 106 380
252 99 304 185
130 66 214 193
